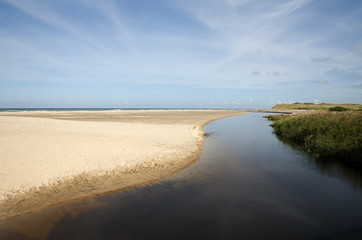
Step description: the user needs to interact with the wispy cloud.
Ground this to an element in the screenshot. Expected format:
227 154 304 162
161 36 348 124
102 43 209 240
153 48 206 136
1 0 362 107
4 0 107 52
325 67 344 75
173 0 321 85
80 0 135 50
311 57 335 63
262 0 312 20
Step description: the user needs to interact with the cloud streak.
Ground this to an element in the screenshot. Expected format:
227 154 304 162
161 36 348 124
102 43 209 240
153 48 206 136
311 57 335 63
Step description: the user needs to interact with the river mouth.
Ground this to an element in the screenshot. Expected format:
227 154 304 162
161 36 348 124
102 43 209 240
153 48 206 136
1 113 362 240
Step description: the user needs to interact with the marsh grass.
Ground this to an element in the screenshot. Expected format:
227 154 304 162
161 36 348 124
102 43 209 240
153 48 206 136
272 103 362 111
263 115 290 121
268 112 362 165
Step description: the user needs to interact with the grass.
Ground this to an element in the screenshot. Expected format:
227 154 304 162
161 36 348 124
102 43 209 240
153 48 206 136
272 103 362 111
263 115 290 121
267 111 362 166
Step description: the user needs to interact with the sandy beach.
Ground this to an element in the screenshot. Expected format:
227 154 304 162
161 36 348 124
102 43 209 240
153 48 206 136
0 110 244 222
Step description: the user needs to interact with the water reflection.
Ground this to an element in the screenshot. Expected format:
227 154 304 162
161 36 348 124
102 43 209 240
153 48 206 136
274 132 362 192
1 113 362 239
0 197 109 239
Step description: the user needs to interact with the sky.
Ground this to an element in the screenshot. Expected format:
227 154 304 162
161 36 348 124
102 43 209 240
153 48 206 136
0 0 361 108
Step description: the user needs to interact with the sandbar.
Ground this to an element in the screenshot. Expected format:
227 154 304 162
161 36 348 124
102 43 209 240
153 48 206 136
0 110 245 222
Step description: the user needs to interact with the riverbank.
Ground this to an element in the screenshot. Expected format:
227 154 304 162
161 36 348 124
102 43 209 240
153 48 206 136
0 110 245 222
264 106 362 166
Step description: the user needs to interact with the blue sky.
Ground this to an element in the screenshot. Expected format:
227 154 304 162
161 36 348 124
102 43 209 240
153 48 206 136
0 0 361 108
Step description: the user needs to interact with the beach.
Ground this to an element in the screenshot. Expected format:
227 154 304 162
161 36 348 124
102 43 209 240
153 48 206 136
0 110 244 222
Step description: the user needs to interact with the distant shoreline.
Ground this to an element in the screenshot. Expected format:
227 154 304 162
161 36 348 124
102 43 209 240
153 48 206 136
0 107 247 112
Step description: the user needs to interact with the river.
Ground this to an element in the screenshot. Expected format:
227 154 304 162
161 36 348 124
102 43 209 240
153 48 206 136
1 113 362 239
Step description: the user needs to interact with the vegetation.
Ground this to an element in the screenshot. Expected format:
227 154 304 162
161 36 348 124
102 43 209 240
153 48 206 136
267 111 362 166
329 106 349 112
272 103 362 111
263 115 290 121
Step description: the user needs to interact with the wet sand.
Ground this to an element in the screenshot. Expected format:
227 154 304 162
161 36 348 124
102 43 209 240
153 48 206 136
0 110 245 222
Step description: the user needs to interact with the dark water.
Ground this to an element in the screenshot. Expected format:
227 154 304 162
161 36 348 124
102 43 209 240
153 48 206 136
1 113 362 240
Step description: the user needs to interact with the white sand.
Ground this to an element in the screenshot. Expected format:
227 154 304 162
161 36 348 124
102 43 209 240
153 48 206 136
0 110 244 222
0 117 201 199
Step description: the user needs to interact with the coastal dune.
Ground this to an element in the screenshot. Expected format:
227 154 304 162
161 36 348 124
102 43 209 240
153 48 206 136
0 110 244 222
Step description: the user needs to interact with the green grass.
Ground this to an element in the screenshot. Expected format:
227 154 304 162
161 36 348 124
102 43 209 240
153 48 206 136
268 112 362 165
272 103 362 111
263 115 291 121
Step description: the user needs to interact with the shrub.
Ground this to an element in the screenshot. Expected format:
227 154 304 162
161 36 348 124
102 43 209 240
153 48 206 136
329 106 349 111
